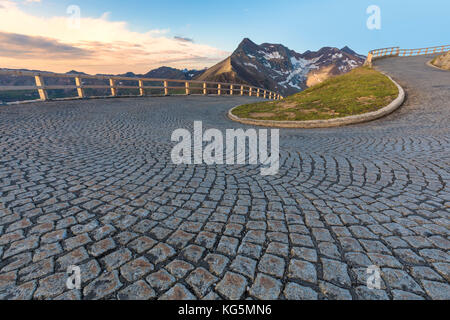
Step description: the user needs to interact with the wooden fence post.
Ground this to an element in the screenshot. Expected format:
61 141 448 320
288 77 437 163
263 90 267 99
203 82 207 95
257 88 260 97
139 80 145 96
240 85 244 96
75 76 84 98
218 84 221 96
185 82 190 95
109 79 117 97
249 87 252 97
364 53 373 67
230 84 233 96
164 81 169 96
34 75 48 101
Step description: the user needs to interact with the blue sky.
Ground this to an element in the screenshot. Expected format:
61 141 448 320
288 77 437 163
1 0 448 73
20 0 449 54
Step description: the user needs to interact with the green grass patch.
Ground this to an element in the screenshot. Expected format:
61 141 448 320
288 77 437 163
231 67 398 121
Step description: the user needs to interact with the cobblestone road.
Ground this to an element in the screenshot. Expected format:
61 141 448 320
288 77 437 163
0 55 449 300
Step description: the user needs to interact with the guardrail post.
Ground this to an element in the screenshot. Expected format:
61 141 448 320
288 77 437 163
263 90 267 99
185 82 190 95
164 81 169 96
249 88 252 97
34 75 48 101
109 79 117 97
139 80 145 96
257 88 260 97
75 76 84 99
230 84 233 96
240 86 244 96
203 82 207 95
218 84 221 96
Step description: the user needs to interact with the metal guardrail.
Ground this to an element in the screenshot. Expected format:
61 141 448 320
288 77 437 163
364 44 450 66
0 69 283 103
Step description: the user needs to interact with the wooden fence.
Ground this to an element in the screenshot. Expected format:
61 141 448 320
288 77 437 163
364 44 450 66
0 69 283 103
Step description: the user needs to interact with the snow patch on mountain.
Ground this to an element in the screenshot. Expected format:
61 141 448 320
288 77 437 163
244 62 258 70
262 51 283 60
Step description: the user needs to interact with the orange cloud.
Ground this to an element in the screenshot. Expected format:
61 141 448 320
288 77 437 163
0 0 229 74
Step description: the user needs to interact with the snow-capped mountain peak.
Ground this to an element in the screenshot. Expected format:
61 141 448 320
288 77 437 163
196 38 366 95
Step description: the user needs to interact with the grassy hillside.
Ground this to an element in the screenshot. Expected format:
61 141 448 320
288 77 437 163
231 67 398 121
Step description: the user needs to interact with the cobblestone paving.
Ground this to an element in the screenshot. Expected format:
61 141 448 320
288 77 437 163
0 56 449 300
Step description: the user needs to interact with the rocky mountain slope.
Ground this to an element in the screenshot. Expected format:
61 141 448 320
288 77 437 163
195 38 366 96
431 51 450 70
143 67 205 80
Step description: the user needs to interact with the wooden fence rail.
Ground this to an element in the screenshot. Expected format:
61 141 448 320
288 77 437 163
0 69 283 103
364 44 450 66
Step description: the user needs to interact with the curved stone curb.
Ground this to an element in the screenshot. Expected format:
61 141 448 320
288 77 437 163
426 59 450 71
228 74 405 129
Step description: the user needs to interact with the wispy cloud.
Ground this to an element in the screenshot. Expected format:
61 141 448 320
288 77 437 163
0 31 92 59
0 0 229 74
174 36 194 43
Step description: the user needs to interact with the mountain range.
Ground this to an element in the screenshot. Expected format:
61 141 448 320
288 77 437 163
195 38 366 96
1 38 365 101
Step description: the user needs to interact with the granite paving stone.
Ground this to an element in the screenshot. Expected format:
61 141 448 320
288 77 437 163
0 55 448 300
